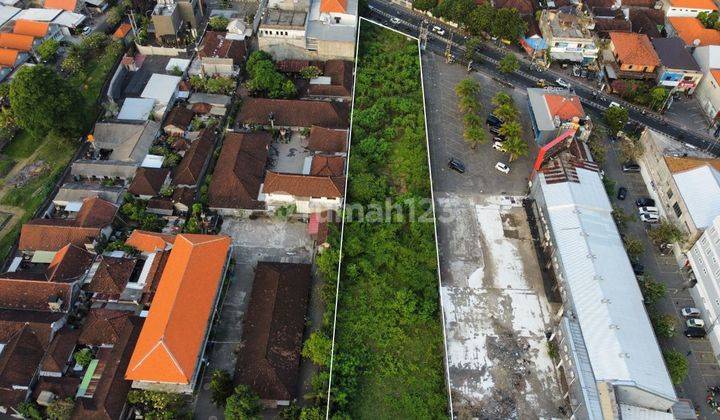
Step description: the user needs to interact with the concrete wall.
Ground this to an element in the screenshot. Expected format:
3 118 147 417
135 43 185 56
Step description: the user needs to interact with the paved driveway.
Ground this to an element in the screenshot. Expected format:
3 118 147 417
193 217 314 420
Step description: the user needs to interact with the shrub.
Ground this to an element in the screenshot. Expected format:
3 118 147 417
210 369 234 407
208 15 230 31
73 348 93 367
664 350 689 384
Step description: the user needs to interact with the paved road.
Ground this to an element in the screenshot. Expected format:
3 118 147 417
366 0 720 156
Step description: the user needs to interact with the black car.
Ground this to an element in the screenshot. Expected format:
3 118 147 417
636 197 656 207
622 163 641 173
486 114 503 127
617 186 627 200
631 262 644 276
448 158 465 173
489 126 502 136
685 327 707 338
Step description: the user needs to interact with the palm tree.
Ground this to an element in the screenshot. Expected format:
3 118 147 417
459 95 480 113
463 123 487 149
492 91 514 108
493 103 517 123
502 133 529 162
455 78 481 98
498 120 521 140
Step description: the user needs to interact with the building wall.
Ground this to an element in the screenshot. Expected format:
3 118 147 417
687 217 720 361
637 129 702 246
657 67 703 93
695 71 720 120
317 38 355 60
663 0 715 17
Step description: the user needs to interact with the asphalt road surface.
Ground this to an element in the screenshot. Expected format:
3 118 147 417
366 0 720 156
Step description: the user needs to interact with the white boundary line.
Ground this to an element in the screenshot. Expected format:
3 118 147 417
324 16 455 419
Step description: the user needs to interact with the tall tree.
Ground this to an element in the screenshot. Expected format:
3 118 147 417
225 385 261 419
210 369 234 407
463 37 482 63
454 78 481 98
9 65 82 139
492 91 514 108
491 8 528 41
500 129 528 161
604 105 629 135
467 4 495 35
412 0 437 11
498 53 520 73
493 103 517 122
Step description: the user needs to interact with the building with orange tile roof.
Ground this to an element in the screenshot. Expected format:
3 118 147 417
113 22 131 39
43 0 77 11
668 17 720 46
320 0 347 13
125 230 175 254
12 19 49 37
664 0 717 17
125 234 231 393
608 32 660 78
0 48 20 67
0 33 33 51
528 87 590 144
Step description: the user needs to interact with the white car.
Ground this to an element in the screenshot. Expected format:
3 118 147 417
682 307 701 317
637 206 659 214
609 101 622 108
555 78 570 89
640 213 659 223
687 318 705 328
492 141 505 151
495 162 510 174
81 26 92 36
432 25 445 35
390 17 401 24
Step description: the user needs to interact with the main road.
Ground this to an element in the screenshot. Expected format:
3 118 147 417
366 0 720 156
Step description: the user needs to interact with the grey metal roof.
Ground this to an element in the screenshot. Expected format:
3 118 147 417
53 183 124 205
71 160 139 179
652 37 701 72
92 121 160 162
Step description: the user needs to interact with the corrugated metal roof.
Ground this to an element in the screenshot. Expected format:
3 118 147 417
673 165 720 230
537 167 677 404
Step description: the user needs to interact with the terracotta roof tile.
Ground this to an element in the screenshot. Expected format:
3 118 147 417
0 278 72 312
0 49 19 67
113 23 132 39
276 59 311 73
43 0 76 10
13 20 49 37
125 234 231 384
40 326 80 374
544 93 585 120
307 126 347 153
609 31 660 67
669 0 717 9
128 167 170 197
19 223 100 252
198 31 247 65
86 256 137 296
308 60 353 97
74 196 118 227
235 262 311 400
320 0 347 13
125 230 175 253
0 33 33 51
630 8 664 39
164 106 195 132
171 186 196 208
0 322 48 388
310 155 345 176
668 17 720 46
237 98 350 129
45 243 94 283
171 129 214 187
32 376 82 401
78 309 133 347
263 171 345 198
208 132 270 210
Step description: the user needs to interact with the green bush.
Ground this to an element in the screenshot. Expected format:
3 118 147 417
663 350 689 384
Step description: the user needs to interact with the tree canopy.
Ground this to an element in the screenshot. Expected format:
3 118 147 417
9 65 82 139
663 350 689 384
225 385 261 419
498 53 519 73
604 105 629 135
245 51 297 99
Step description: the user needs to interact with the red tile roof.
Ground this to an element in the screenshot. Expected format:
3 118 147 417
74 196 118 227
609 31 660 67
171 129 214 187
44 0 77 10
125 230 175 253
125 234 231 385
198 31 247 65
669 0 717 9
79 309 133 347
544 93 585 121
668 17 720 46
128 167 170 197
113 23 132 39
310 155 345 176
237 98 350 129
307 126 348 153
235 262 311 400
208 132 270 210
0 49 19 67
13 20 50 37
320 0 347 13
0 33 33 51
40 326 80 374
308 60 353 97
263 171 345 198
86 256 136 296
45 243 94 283
164 106 194 132
0 322 49 388
19 223 100 252
0 278 72 312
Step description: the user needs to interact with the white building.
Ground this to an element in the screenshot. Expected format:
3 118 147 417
530 151 678 418
688 215 720 362
693 45 720 120
663 0 717 17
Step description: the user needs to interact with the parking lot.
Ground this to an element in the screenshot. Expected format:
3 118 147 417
423 53 564 417
599 125 720 419
193 217 314 419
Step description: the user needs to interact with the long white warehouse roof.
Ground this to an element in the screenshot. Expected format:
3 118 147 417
537 166 677 403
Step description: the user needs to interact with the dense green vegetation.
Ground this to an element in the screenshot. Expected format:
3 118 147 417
244 51 297 98
413 0 526 42
327 22 448 418
454 78 485 148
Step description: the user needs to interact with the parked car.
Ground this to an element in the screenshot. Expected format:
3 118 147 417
555 78 570 89
489 126 502 136
486 114 503 127
493 136 505 143
495 162 510 174
636 197 656 207
617 186 627 200
682 307 701 318
622 162 641 173
82 26 93 36
492 141 505 151
685 327 707 338
640 213 660 223
390 17 401 24
637 206 659 214
448 157 465 173
432 25 445 35
609 101 622 108
631 262 644 276
687 318 705 328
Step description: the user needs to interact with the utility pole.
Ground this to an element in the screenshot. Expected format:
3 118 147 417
419 21 428 51
444 31 453 63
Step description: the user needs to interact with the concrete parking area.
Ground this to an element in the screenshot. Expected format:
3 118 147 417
422 53 564 417
193 217 314 419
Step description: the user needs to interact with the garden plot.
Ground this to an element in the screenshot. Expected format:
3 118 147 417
437 193 563 419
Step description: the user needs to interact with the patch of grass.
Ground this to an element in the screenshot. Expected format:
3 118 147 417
4 130 38 160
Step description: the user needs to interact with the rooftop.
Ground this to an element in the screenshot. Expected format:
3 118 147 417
609 31 660 67
261 9 307 29
668 17 720 46
12 19 49 37
262 171 344 198
307 126 348 153
668 0 717 9
237 98 350 129
667 158 720 230
91 121 160 162
651 37 701 71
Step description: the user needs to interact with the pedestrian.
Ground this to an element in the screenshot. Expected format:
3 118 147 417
688 350 693 356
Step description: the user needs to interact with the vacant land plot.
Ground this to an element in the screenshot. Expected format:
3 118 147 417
329 21 448 418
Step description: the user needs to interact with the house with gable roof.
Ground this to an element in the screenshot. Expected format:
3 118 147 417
527 87 591 144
